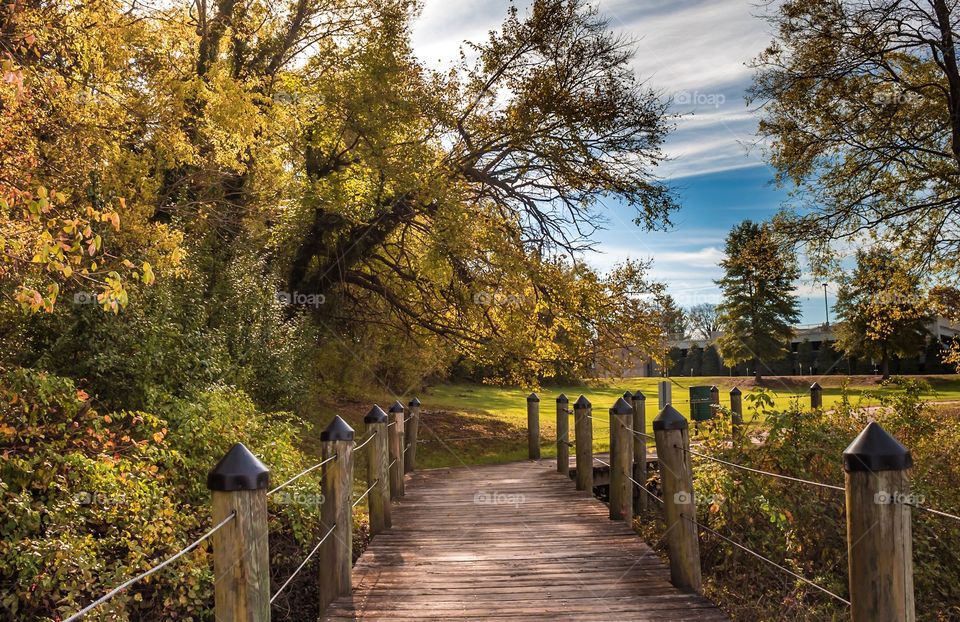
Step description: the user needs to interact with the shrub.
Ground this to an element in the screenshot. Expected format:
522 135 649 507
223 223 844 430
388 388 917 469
639 379 960 621
0 368 325 621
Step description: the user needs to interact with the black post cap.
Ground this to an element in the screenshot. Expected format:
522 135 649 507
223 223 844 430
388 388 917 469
622 391 633 401
409 397 421 407
320 415 355 441
611 397 633 416
364 404 388 423
556 393 569 403
574 395 591 409
730 387 742 396
388 400 404 413
810 382 822 391
710 385 719 392
633 391 645 401
843 422 913 472
653 405 688 431
207 443 270 491
527 392 540 403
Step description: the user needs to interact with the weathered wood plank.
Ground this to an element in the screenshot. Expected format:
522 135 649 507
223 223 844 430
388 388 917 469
322 458 726 620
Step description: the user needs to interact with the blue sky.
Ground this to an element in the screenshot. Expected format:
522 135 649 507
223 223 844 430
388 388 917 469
411 0 835 324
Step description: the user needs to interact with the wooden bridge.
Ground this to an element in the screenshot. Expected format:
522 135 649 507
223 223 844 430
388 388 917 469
324 459 725 621
65 388 929 622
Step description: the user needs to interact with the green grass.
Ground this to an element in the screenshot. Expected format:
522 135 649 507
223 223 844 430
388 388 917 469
412 375 960 467
299 375 960 471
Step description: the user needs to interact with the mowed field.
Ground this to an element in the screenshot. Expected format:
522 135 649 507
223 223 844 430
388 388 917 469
306 375 960 471
404 375 960 468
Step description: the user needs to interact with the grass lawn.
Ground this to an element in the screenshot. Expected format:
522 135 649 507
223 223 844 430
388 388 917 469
301 375 960 472
410 375 960 468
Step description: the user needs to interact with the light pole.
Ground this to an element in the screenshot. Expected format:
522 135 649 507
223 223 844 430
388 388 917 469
823 283 830 328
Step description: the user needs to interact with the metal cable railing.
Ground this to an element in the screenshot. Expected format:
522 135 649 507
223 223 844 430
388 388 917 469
63 512 237 621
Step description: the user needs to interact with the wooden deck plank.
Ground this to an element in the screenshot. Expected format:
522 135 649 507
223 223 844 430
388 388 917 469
322 460 727 621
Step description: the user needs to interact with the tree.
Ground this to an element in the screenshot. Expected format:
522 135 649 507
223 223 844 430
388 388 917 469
682 345 703 376
687 303 719 340
656 292 687 337
752 0 960 276
834 249 931 379
0 0 677 386
282 0 678 351
701 344 722 376
815 340 837 376
715 221 800 380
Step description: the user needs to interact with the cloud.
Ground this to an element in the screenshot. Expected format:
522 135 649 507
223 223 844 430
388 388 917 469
656 246 726 267
411 0 773 178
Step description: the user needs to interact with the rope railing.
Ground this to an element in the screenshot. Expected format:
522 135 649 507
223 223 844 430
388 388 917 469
353 430 378 452
63 397 424 621
687 515 851 606
533 388 929 619
905 501 960 523
625 426 655 441
270 523 337 604
593 457 663 506
63 511 237 622
678 445 845 492
268 453 338 496
352 481 378 508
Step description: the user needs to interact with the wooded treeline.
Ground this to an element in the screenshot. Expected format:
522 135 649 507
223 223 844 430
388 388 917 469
0 0 679 400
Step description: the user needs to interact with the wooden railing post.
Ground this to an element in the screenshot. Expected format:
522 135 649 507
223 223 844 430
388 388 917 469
653 405 702 593
609 397 633 521
729 387 743 438
404 397 420 473
318 416 354 615
556 394 570 476
631 391 648 514
527 392 541 460
388 401 405 498
709 385 719 418
574 395 593 492
207 443 270 622
364 405 391 535
810 382 823 409
843 422 915 622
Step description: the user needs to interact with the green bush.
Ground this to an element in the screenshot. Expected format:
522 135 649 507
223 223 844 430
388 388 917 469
639 379 960 621
9 250 315 414
0 368 325 621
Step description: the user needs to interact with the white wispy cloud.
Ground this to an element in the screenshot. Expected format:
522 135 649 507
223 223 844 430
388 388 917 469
656 246 726 267
411 0 773 178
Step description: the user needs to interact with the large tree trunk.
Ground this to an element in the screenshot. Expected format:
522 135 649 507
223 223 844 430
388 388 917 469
933 0 960 166
881 349 891 380
753 357 761 382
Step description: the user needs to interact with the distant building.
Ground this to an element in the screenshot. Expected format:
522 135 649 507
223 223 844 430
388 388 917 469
624 318 959 377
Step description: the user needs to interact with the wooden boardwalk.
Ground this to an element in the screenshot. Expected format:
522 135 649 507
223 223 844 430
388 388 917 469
323 460 727 621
